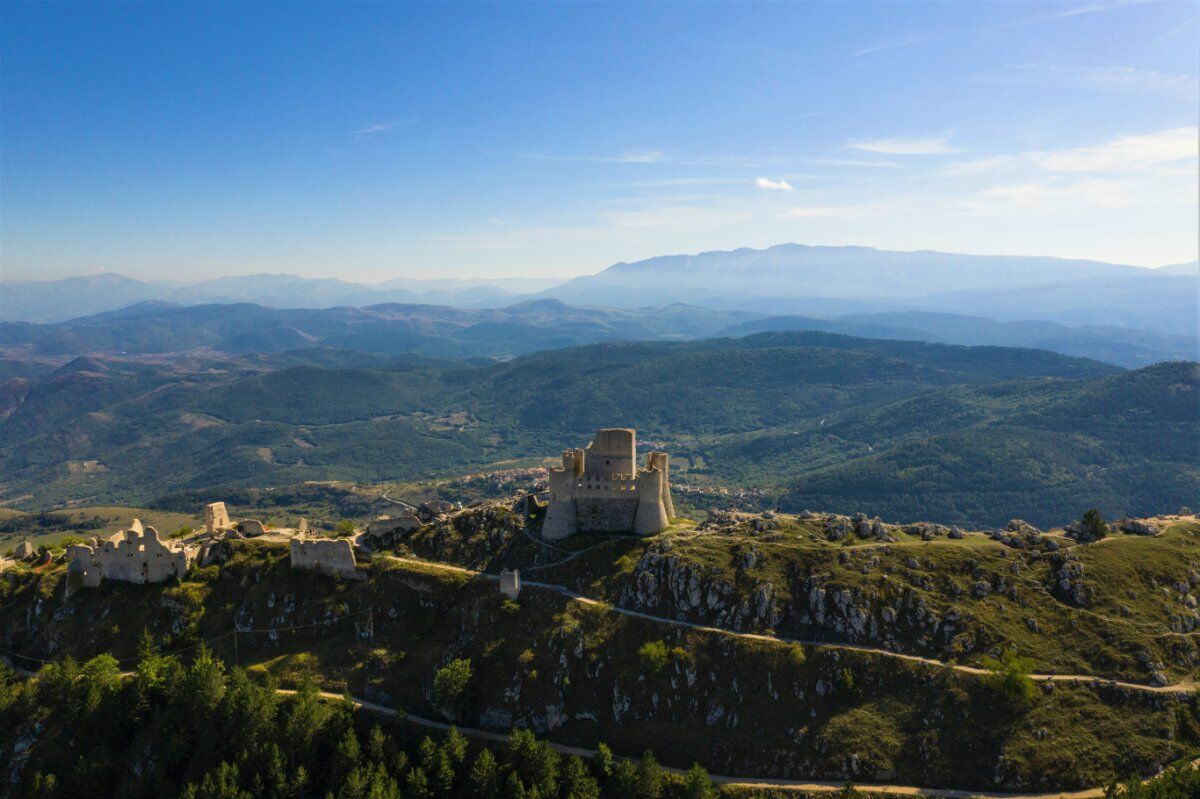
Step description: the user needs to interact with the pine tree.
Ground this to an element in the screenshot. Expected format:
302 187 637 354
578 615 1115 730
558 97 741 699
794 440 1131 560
560 755 600 799
682 763 716 799
467 748 500 799
406 767 432 799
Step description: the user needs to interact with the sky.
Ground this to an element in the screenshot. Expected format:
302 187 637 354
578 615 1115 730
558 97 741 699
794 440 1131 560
1 1 1197 284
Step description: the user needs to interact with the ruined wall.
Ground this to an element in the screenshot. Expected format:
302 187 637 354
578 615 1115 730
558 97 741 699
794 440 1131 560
67 525 196 587
367 514 421 537
289 537 356 578
500 569 521 600
205 502 231 534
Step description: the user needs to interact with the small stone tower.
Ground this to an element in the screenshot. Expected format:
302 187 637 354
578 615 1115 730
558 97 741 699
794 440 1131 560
542 428 673 540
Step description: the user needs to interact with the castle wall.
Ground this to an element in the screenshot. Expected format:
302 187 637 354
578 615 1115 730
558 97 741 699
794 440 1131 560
576 496 639 532
289 537 356 578
67 525 195 587
543 428 672 539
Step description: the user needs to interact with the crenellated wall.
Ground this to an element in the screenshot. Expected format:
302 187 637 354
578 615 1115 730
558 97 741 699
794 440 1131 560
543 428 673 540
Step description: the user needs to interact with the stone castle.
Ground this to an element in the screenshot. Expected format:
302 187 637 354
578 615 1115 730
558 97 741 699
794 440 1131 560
542 428 674 540
66 519 199 587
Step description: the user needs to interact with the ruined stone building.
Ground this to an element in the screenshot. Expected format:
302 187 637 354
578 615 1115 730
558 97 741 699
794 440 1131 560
67 519 198 587
289 536 357 578
542 428 674 540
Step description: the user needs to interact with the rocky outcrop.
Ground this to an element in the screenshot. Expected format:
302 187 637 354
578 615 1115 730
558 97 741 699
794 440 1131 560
1118 519 1161 536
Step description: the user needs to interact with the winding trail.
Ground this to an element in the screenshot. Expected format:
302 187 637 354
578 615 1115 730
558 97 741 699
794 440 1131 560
381 555 1197 695
285 687 1190 799
2 664 1182 798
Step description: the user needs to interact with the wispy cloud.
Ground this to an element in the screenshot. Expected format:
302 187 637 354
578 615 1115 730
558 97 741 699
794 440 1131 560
807 157 903 169
1028 127 1197 173
755 177 794 191
973 63 1196 93
355 118 416 136
952 127 1199 215
848 134 961 155
851 0 1144 58
783 204 878 218
618 177 748 188
521 149 667 164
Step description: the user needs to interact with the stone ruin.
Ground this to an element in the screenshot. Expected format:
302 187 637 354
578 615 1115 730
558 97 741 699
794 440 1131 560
14 540 35 560
289 536 357 578
542 428 674 540
66 519 199 587
367 513 421 538
500 569 521 600
237 519 268 537
205 501 232 534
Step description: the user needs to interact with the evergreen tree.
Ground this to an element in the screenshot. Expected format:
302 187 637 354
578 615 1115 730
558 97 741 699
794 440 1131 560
559 755 600 799
635 751 664 799
406 767 432 799
593 744 613 780
682 763 716 799
468 748 500 799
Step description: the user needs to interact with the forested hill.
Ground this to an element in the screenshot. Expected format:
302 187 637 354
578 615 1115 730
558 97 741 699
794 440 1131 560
0 330 1194 528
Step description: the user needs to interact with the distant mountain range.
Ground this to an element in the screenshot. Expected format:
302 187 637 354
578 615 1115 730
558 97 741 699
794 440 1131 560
0 272 559 324
539 245 1199 336
1 298 1194 369
4 244 1196 338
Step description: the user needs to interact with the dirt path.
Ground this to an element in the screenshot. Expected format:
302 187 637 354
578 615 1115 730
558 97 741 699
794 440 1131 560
287 687 1172 799
382 555 1196 695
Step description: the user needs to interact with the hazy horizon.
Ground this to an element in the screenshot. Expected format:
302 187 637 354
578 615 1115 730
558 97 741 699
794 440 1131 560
0 240 1189 288
1 1 1197 284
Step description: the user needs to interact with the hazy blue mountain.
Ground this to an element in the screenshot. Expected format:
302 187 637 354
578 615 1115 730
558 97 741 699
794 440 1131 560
543 244 1142 302
721 311 1199 368
5 297 1196 368
1156 260 1199 276
0 300 762 359
0 273 553 322
539 244 1198 335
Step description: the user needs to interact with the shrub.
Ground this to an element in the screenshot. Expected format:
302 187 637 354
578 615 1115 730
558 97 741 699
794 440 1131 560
637 640 670 675
333 520 357 537
982 648 1036 708
1080 508 1109 541
432 658 472 718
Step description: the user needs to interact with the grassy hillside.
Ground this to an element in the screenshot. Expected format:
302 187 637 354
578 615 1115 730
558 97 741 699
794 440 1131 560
3 533 1198 792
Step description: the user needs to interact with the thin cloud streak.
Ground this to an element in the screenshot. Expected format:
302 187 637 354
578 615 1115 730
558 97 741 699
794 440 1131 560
973 63 1196 93
851 0 1145 57
849 135 961 155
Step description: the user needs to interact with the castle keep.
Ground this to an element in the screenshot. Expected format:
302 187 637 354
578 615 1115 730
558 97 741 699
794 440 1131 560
542 428 674 539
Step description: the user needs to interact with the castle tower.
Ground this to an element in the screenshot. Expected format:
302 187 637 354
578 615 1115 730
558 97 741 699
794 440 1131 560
542 428 672 539
542 450 581 540
647 451 675 520
634 463 670 534
584 428 636 477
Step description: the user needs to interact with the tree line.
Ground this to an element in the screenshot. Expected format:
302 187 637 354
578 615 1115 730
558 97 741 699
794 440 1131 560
0 637 718 799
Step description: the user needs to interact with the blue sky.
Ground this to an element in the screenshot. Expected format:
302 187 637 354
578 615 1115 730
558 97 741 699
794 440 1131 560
1 1 1197 283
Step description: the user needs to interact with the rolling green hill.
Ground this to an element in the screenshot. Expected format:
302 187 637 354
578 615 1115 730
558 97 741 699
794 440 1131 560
0 331 1193 527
